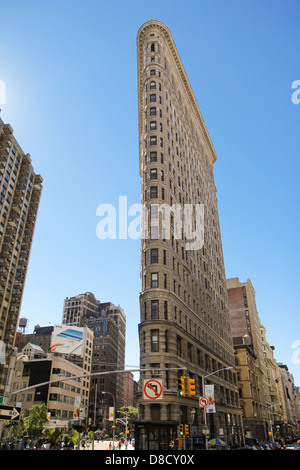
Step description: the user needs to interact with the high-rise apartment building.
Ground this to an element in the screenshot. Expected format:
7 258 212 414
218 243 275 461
62 293 126 426
137 20 242 448
0 118 42 396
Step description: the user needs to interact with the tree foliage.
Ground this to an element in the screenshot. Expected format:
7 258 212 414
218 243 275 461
24 403 48 438
118 406 139 422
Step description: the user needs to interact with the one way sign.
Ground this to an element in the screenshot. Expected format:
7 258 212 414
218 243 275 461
0 404 21 421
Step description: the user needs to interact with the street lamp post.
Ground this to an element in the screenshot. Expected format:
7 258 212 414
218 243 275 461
202 367 233 450
102 391 116 449
267 403 279 442
93 383 98 427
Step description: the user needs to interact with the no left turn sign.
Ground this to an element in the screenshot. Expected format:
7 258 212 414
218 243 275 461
143 379 163 400
199 396 209 408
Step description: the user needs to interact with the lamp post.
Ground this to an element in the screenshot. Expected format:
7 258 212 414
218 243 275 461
93 383 98 427
191 408 196 450
102 391 116 449
267 403 279 442
202 366 233 450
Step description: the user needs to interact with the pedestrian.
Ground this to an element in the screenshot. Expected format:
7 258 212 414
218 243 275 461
108 442 112 450
118 440 122 450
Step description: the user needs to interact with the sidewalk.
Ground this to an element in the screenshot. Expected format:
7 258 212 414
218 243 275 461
91 440 135 451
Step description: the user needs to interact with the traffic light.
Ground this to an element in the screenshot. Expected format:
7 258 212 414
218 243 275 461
179 424 184 436
177 376 186 397
184 425 189 437
186 377 196 397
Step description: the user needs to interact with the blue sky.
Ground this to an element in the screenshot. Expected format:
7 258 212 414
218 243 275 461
1 0 299 386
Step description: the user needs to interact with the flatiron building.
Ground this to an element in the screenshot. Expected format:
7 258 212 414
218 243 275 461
137 20 242 446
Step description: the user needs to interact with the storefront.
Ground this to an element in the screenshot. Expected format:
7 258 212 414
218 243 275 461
133 420 178 450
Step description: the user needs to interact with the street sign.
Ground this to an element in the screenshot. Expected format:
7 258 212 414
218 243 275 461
202 425 210 436
0 404 21 421
143 379 163 400
199 396 209 408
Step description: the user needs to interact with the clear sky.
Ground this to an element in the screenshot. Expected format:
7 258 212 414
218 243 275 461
1 0 299 386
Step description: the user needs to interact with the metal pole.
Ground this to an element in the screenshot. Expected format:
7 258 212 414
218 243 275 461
93 382 97 427
102 391 115 449
12 367 182 395
202 367 233 450
202 375 208 450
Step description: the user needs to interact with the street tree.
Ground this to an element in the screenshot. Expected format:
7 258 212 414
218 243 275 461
24 403 48 438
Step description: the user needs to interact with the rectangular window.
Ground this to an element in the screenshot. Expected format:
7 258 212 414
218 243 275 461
151 330 159 352
150 169 157 179
150 107 156 116
164 301 168 319
150 94 156 102
150 136 157 146
150 226 158 240
151 248 158 263
176 336 182 357
150 186 158 198
151 273 158 287
150 151 157 162
151 300 159 319
151 205 158 219
150 121 157 130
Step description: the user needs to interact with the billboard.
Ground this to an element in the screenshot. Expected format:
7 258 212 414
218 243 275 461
50 325 85 357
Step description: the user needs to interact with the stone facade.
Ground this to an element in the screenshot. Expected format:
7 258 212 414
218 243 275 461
137 20 242 446
226 277 269 441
